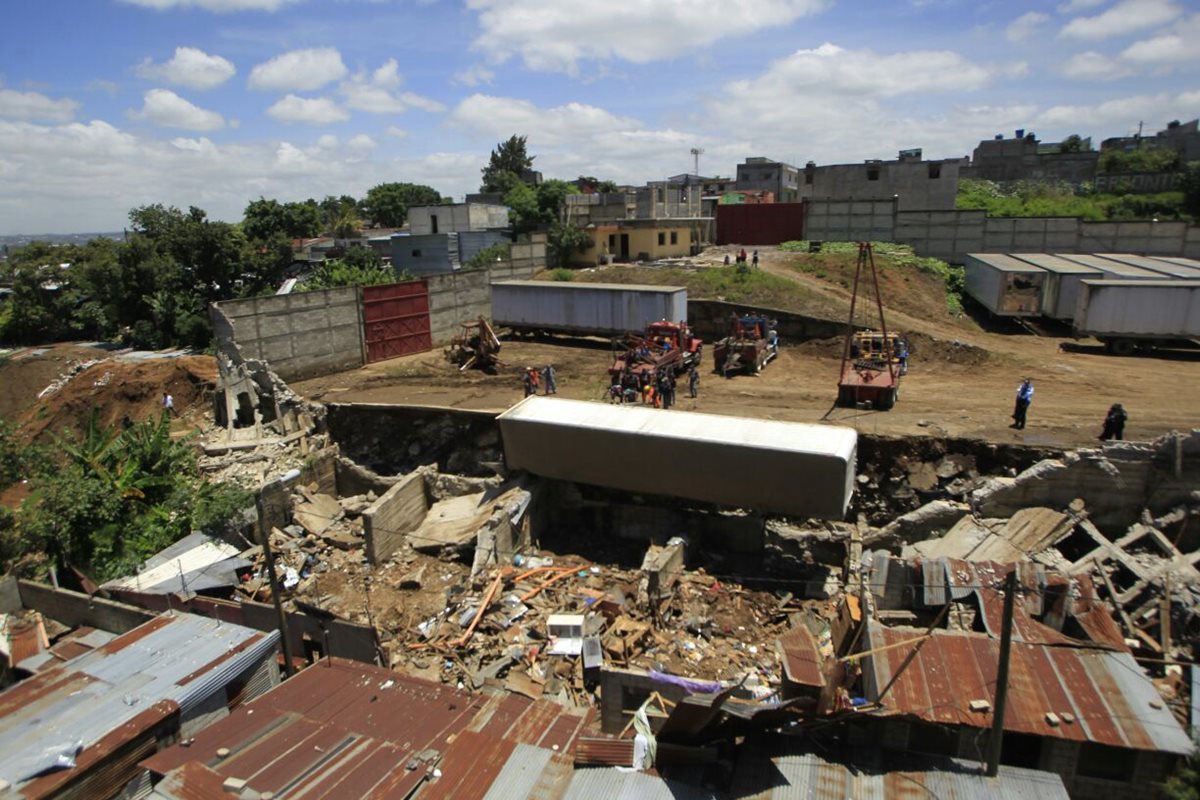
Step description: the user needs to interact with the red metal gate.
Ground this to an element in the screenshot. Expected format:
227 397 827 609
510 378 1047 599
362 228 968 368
362 280 431 363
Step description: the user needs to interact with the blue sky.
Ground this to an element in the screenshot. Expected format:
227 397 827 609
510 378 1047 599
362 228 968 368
1 0 1197 234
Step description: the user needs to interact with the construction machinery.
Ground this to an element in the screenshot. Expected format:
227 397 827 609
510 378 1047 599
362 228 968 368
837 243 901 410
445 316 504 372
713 313 777 377
850 330 909 376
609 320 702 382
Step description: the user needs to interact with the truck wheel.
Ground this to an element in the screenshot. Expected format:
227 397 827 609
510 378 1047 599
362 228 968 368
1109 339 1135 357
875 389 896 411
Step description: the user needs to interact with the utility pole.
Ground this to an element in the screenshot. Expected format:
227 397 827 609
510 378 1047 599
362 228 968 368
257 480 296 677
985 570 1017 777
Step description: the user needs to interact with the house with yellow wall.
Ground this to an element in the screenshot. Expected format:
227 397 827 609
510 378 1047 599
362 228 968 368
570 220 694 266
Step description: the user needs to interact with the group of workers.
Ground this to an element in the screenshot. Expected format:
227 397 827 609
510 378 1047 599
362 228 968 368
608 365 699 408
724 249 759 268
1010 377 1128 440
523 364 557 397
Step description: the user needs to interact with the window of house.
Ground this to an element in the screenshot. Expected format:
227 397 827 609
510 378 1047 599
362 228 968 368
905 722 958 758
412 249 422 257
805 173 813 184
430 214 439 233
608 234 617 249
1000 732 1043 769
670 232 678 245
867 168 880 181
928 164 941 179
1076 743 1136 782
658 232 666 246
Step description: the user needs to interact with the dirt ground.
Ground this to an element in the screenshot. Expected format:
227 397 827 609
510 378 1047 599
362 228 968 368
292 245 1200 450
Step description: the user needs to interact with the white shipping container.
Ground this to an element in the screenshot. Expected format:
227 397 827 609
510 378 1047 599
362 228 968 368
1056 253 1165 280
498 396 857 519
491 280 687 336
1011 253 1102 320
963 254 1045 316
1074 280 1200 338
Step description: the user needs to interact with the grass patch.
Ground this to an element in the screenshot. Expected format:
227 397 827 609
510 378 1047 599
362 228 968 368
956 179 1190 221
385 363 437 379
548 268 574 281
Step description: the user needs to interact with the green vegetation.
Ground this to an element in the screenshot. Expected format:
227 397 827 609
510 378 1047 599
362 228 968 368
548 268 574 281
302 246 400 289
543 263 814 311
361 182 444 228
0 412 251 581
547 221 590 267
464 243 511 271
1099 146 1180 174
481 134 535 193
956 179 1190 221
1165 751 1200 800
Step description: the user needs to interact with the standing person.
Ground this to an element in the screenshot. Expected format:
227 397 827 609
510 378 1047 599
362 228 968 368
666 372 677 408
1100 403 1127 441
1010 377 1033 430
542 364 557 395
752 250 759 269
162 392 175 417
688 366 699 399
522 368 536 397
657 371 672 410
738 248 747 264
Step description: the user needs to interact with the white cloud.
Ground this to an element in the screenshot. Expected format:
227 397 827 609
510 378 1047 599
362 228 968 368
347 133 376 149
0 88 79 122
384 126 408 137
265 94 349 124
467 0 827 74
119 0 298 10
1006 11 1049 42
449 94 640 146
1056 0 1105 11
1060 51 1134 79
1033 90 1197 131
136 47 236 90
339 58 446 114
317 134 339 148
1059 0 1180 39
1120 13 1200 62
454 65 495 86
248 47 347 92
131 88 225 130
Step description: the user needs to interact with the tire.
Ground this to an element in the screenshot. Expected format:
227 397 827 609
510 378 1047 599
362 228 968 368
1110 339 1136 357
875 388 896 411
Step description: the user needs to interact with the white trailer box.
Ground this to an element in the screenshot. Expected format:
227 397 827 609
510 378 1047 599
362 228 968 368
497 396 857 519
1149 256 1200 279
963 254 1045 316
1074 280 1200 346
1012 253 1102 320
491 280 687 337
1096 254 1200 280
1056 253 1166 280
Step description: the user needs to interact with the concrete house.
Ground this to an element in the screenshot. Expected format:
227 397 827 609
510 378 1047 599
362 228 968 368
799 150 968 211
392 203 511 276
736 157 802 202
572 220 694 266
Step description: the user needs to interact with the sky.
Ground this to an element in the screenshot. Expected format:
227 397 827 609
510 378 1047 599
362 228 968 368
1 0 1197 234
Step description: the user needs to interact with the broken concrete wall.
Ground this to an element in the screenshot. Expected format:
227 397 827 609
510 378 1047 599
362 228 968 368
325 403 501 477
688 299 847 343
211 287 366 382
18 580 155 633
363 472 429 564
335 456 400 498
599 667 692 734
972 431 1200 535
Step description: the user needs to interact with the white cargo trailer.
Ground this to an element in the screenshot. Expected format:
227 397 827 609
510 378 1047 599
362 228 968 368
1073 279 1200 355
1150 256 1200 278
497 396 857 519
963 254 1045 316
1011 253 1102 320
1056 253 1165 280
491 280 687 337
1093 253 1200 279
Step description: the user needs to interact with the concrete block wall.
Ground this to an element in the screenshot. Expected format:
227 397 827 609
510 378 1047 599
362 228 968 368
362 472 428 564
18 580 155 633
425 235 545 345
805 198 1200 263
688 299 847 343
211 287 366 382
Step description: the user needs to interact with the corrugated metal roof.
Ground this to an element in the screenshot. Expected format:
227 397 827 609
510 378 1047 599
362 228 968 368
777 625 824 688
1056 253 1166 278
492 279 687 294
1010 253 1102 274
1095 253 1200 278
730 746 1070 799
861 620 1192 755
144 658 594 800
480 743 555 800
561 768 719 799
0 612 276 788
102 532 249 594
575 737 635 767
966 253 1046 273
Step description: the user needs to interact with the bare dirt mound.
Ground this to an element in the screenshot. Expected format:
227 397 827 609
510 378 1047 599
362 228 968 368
0 344 111 421
17 356 218 443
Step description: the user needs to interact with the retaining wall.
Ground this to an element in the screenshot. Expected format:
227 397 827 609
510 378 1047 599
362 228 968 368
688 299 847 342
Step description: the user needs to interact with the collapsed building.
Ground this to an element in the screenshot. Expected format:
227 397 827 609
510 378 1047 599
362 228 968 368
4 324 1198 799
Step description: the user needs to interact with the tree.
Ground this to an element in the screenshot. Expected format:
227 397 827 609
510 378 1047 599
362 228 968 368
1181 162 1200 218
536 179 574 223
362 182 443 228
318 195 359 233
1058 134 1087 154
503 181 540 227
547 221 589 268
481 135 534 192
303 247 395 289
331 206 362 241
242 198 320 241
1164 750 1200 800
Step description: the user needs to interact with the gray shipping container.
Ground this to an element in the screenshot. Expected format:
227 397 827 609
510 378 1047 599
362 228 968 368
491 280 687 337
1074 280 1200 340
498 396 857 519
963 254 1045 316
1011 253 1102 320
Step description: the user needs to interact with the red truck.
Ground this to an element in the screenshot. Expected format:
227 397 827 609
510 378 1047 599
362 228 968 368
609 320 703 382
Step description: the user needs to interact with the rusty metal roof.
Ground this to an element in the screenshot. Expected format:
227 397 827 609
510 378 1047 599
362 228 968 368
776 625 824 688
145 658 595 800
0 612 276 791
861 619 1192 755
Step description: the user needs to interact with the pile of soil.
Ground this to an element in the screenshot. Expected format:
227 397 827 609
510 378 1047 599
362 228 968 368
0 345 110 421
17 356 218 443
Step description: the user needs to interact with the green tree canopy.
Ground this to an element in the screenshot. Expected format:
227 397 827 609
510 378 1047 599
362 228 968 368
1099 146 1181 174
482 135 534 192
362 182 443 228
242 198 321 241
